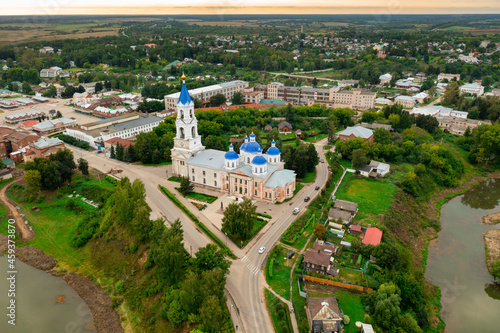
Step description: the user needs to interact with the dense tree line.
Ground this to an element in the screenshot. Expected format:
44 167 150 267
24 149 77 190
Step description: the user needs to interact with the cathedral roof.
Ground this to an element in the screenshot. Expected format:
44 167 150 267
241 141 262 154
177 81 193 105
266 141 280 155
225 150 239 160
252 155 267 165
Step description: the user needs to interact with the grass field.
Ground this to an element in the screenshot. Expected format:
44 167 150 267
6 178 112 270
336 173 397 226
297 169 316 183
291 257 308 331
228 217 268 248
266 245 296 300
181 191 218 204
0 178 14 236
307 284 366 333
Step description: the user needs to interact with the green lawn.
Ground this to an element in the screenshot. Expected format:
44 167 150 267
291 256 309 332
303 133 328 142
54 23 100 30
336 173 397 226
338 267 364 285
265 289 294 333
182 191 218 204
132 160 172 166
340 159 352 169
297 169 316 183
307 289 366 333
6 180 108 270
323 145 332 150
168 176 183 183
266 245 295 300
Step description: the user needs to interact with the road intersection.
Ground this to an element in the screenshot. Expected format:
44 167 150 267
67 138 329 333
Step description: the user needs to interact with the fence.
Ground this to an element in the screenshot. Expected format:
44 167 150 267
303 275 372 293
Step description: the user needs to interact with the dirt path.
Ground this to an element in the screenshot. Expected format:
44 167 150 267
482 212 500 225
0 180 35 242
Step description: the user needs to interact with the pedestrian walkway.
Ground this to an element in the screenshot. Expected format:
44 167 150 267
264 284 299 333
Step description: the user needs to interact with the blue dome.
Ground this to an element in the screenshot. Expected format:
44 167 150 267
243 141 262 153
252 155 267 165
249 133 256 138
225 150 239 160
177 82 192 105
267 146 281 156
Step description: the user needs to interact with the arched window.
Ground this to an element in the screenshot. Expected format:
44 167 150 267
190 109 193 118
180 128 185 139
232 162 235 168
191 126 195 138
247 157 250 163
260 167 262 173
180 111 184 120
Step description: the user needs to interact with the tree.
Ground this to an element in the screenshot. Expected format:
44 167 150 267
221 198 257 241
441 81 460 107
200 295 225 332
21 81 32 95
43 85 57 98
209 93 226 107
110 146 116 159
24 170 42 191
415 115 439 134
373 128 392 145
179 177 194 195
77 158 89 175
352 148 368 169
373 283 402 331
312 77 318 87
231 92 244 105
150 218 186 284
116 143 124 161
193 244 231 275
372 243 401 270
313 223 326 239
95 82 103 93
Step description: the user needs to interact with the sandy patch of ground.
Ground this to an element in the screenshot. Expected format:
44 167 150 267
482 212 500 225
484 229 500 271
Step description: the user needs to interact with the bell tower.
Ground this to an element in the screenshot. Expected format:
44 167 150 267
171 73 204 177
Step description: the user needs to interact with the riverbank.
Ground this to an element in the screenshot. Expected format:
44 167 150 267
484 229 500 273
1 243 123 333
483 212 500 225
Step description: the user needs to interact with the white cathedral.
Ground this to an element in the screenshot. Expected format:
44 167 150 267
171 75 296 203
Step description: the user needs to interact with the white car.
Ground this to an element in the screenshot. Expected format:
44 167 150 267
258 246 266 254
293 207 300 215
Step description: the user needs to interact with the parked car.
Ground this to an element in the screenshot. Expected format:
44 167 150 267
258 246 266 254
304 196 310 202
320 159 324 163
315 186 320 190
293 207 300 215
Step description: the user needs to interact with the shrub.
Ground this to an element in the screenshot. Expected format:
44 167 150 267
36 195 45 203
26 195 35 203
129 244 138 253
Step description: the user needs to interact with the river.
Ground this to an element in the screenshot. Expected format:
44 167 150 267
426 179 500 333
0 256 95 332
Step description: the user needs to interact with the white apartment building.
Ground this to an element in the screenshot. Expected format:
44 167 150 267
164 80 249 109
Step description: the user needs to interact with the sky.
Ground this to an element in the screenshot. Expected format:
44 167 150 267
1 0 500 15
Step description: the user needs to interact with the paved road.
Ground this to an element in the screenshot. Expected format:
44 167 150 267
67 139 330 333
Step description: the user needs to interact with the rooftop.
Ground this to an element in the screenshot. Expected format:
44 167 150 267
337 126 373 139
363 227 383 246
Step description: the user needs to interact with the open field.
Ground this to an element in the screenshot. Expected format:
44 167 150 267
266 244 297 300
336 173 397 226
0 28 119 45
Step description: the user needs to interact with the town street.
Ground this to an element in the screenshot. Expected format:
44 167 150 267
66 138 329 333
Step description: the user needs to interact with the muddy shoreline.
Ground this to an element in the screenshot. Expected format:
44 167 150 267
484 229 500 274
1 244 124 333
482 212 500 225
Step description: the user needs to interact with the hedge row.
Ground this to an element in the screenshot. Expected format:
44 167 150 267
104 175 118 185
268 258 275 277
257 212 272 219
158 185 236 259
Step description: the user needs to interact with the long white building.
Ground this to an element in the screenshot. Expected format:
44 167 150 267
64 113 162 149
164 80 249 109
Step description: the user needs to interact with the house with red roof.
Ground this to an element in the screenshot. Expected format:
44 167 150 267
104 137 135 150
18 120 40 130
362 227 383 246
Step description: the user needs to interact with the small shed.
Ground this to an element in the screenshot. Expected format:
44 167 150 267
349 224 362 234
265 124 272 131
278 121 293 133
328 222 343 230
2 158 15 169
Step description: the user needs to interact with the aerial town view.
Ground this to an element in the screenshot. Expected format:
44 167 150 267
0 2 499 333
